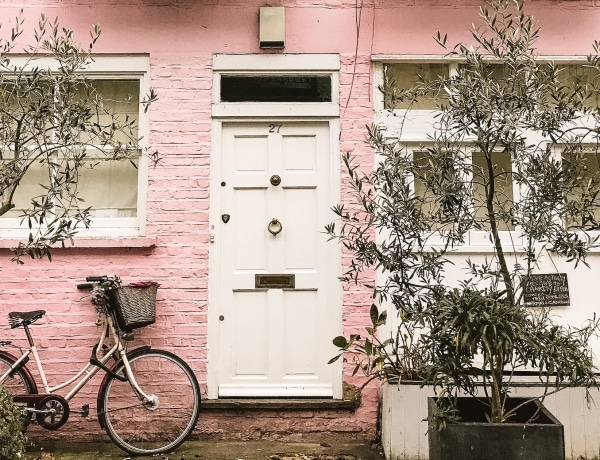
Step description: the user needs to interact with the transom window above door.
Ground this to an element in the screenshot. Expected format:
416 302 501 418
212 54 340 118
220 75 332 103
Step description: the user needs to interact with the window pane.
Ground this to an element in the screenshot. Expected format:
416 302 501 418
77 158 139 218
563 150 600 230
2 160 49 218
221 75 332 102
472 151 514 231
413 150 454 231
557 65 600 108
457 63 508 79
383 63 449 109
73 80 140 145
70 80 140 218
486 64 509 80
1 156 139 220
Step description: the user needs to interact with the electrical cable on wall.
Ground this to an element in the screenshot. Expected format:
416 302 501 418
343 0 363 116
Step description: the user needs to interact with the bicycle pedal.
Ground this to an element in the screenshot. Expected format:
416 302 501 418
73 404 89 417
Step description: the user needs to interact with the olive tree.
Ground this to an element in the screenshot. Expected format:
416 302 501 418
329 0 600 426
0 12 157 262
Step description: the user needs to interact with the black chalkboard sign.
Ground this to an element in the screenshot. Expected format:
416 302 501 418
522 273 570 307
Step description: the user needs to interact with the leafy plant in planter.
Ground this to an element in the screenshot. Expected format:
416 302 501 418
0 384 25 460
424 286 598 429
329 303 428 384
329 0 600 438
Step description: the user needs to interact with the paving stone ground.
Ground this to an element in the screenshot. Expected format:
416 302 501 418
24 440 385 460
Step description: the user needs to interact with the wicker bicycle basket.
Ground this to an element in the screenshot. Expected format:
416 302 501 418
109 283 158 331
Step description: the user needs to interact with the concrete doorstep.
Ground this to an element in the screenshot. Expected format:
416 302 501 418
24 440 386 460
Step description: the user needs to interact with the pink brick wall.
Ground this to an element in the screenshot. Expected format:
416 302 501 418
0 0 598 446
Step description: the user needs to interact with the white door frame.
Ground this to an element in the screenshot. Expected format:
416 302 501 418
207 54 342 400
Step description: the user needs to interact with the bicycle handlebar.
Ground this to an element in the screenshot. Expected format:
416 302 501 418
77 283 94 291
86 276 110 282
77 276 115 291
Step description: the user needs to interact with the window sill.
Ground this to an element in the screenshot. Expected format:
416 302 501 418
434 243 600 255
0 237 157 249
443 245 524 254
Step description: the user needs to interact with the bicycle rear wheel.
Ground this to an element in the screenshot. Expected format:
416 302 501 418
0 353 37 429
98 349 201 455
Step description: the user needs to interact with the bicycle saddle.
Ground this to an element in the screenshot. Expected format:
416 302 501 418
8 310 46 328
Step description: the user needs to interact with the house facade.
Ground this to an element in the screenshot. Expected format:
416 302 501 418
1 0 599 447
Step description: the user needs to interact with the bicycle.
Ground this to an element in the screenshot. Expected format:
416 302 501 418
0 275 201 456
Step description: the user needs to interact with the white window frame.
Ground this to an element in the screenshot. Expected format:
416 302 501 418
553 143 600 235
373 56 594 250
0 55 151 239
212 53 340 118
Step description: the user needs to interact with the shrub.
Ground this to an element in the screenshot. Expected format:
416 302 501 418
0 384 25 460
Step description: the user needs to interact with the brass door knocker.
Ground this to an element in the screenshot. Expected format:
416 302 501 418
268 218 283 236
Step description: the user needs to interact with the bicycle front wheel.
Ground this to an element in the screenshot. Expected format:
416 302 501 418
98 349 201 455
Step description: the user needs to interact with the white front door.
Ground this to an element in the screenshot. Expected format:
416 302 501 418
215 121 340 398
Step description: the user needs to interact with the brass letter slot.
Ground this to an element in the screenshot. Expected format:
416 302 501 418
255 274 295 289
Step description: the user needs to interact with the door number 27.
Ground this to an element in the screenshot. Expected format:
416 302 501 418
269 123 283 133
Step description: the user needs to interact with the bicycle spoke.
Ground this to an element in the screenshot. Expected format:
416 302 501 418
99 402 146 414
101 403 195 415
98 349 200 455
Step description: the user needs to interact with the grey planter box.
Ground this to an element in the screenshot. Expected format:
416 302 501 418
428 397 564 460
382 382 600 459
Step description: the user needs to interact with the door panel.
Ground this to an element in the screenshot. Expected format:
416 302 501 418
217 121 337 397
284 188 317 269
234 188 267 269
232 291 269 376
284 290 319 374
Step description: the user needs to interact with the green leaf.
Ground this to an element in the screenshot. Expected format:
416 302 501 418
332 336 348 349
328 354 342 364
370 304 379 326
365 339 373 355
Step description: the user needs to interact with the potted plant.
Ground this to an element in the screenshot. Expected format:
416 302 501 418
328 0 600 458
422 286 596 459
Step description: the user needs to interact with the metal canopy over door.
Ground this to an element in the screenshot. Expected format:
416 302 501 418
217 121 338 397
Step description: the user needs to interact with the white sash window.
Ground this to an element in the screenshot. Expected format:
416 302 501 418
0 56 150 238
374 58 597 249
